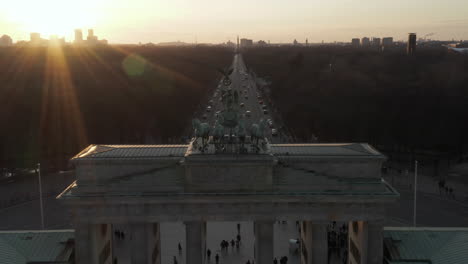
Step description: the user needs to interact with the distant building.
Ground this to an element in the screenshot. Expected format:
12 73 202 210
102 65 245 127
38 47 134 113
87 29 99 45
361 37 370 47
382 37 393 48
351 38 360 48
372 37 381 47
74 29 83 44
257 40 267 46
226 40 236 48
407 33 417 55
293 39 298 46
0 35 13 46
240 38 253 48
30 32 41 43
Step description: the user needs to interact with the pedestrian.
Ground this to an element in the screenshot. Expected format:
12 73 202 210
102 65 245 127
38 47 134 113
283 256 288 264
178 243 182 252
237 223 241 233
445 186 449 195
235 240 239 248
237 234 241 243
231 239 235 247
121 232 125 240
449 187 454 199
215 254 219 264
246 260 251 264
173 256 178 264
220 240 224 250
273 257 278 264
207 249 211 258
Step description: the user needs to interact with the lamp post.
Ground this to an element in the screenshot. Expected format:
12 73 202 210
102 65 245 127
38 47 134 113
37 163 44 229
413 160 418 227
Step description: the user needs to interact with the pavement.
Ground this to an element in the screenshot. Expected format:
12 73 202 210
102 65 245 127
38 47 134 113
197 54 285 144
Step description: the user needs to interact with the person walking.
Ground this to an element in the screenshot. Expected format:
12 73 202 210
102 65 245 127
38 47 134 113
237 223 241 233
273 257 278 264
237 234 241 243
231 239 235 247
207 249 211 258
215 254 219 264
178 243 182 252
173 256 178 264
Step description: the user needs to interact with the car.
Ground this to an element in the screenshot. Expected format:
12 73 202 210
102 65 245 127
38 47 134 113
202 114 207 120
246 111 251 117
240 103 245 107
262 105 267 109
272 129 278 136
259 101 263 105
268 121 274 128
209 100 213 104
263 109 268 115
206 106 212 112
245 96 248 99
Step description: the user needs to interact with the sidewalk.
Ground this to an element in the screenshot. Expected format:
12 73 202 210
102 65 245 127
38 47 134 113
383 170 468 203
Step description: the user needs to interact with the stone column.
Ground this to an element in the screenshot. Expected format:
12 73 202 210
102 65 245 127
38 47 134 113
74 223 112 264
74 223 94 264
348 221 368 264
185 221 207 264
367 221 383 264
310 223 328 264
254 221 274 264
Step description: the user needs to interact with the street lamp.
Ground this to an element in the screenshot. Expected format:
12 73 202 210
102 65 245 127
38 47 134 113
37 163 44 229
413 160 418 227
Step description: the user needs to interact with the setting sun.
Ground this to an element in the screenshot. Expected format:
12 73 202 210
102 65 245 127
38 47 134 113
3 0 99 39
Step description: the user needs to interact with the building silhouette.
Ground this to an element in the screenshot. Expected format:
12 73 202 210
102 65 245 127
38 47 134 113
74 29 83 44
382 37 393 48
351 38 360 48
361 37 370 47
240 38 253 48
408 33 417 55
372 37 381 48
0 35 13 46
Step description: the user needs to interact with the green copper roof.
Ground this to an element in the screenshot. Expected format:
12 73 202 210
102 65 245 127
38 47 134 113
384 227 468 264
0 230 74 264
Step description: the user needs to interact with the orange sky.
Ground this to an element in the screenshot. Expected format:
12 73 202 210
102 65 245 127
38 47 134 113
1 0 468 43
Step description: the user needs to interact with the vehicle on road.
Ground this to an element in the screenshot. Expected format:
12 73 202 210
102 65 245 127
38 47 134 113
272 129 278 136
262 105 267 110
203 114 207 120
206 106 212 112
263 109 268 115
245 96 248 99
240 103 245 107
246 111 251 117
259 101 263 105
209 100 213 104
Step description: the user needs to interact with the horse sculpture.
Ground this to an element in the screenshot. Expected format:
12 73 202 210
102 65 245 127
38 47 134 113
192 119 211 152
250 119 267 145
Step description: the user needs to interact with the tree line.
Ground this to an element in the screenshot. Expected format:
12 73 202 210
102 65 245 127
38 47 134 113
0 45 233 169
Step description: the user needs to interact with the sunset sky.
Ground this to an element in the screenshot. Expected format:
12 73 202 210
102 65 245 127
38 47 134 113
1 0 468 44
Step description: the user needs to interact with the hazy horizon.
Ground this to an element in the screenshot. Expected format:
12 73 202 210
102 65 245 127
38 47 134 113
1 0 468 44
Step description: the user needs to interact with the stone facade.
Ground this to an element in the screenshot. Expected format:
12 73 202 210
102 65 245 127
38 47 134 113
58 143 398 264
